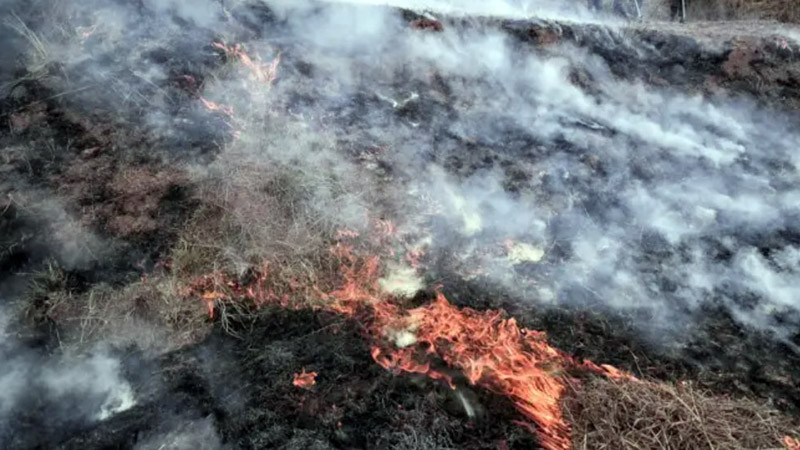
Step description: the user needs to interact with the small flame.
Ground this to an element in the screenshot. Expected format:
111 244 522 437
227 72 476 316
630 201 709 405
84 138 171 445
293 369 317 390
199 96 234 117
785 436 800 450
213 41 281 86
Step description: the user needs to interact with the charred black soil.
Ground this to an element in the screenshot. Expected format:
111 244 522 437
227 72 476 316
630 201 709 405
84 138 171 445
40 308 536 450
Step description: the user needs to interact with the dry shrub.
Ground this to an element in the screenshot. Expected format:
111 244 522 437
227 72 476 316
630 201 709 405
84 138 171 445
105 167 185 236
713 0 800 22
24 262 211 353
58 158 187 237
655 0 800 23
564 377 800 449
646 0 800 22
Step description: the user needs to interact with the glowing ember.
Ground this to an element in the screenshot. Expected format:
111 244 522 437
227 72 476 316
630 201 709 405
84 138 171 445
293 369 318 390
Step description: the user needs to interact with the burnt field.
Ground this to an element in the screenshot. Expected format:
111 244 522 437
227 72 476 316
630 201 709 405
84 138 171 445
2 1 800 449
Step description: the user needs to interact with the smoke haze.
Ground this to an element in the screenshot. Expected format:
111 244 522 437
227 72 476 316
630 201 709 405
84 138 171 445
2 1 800 440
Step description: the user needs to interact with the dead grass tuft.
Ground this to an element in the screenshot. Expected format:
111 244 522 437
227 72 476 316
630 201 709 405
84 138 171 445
564 377 800 450
20 259 210 352
714 0 800 22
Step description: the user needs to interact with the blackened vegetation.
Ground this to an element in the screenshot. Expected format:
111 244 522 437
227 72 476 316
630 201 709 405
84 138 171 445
53 309 536 450
2 1 800 448
0 22 228 293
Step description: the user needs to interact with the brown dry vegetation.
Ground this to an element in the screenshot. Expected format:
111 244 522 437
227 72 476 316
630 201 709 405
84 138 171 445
645 0 800 22
21 260 211 352
564 378 800 449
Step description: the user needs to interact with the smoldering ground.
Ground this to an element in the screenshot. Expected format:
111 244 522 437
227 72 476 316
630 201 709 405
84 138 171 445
217 0 800 346
2 0 800 447
0 316 136 448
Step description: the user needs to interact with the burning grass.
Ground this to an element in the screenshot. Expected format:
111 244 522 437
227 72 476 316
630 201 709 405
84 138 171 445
4 2 800 448
178 231 633 449
176 227 800 449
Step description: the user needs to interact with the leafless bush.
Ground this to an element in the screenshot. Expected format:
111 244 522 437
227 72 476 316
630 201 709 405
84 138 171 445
564 377 800 450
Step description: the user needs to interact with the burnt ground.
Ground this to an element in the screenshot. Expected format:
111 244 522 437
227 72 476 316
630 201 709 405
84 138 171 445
2 1 800 449
12 308 536 450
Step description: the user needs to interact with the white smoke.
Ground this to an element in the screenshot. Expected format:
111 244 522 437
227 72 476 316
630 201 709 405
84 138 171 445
134 416 223 450
241 1 800 344
0 316 136 434
319 0 595 21
6 0 799 348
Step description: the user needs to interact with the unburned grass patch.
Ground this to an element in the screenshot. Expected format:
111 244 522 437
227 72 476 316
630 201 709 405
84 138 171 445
564 377 800 449
20 260 211 352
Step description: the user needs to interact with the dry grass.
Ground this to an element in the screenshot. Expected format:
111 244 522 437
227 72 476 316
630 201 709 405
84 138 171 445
22 261 211 353
645 0 800 22
710 0 800 22
564 377 800 450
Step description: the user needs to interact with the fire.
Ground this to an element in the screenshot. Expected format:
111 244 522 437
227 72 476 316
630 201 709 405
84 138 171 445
181 233 635 450
322 248 573 449
786 436 800 450
199 96 234 117
190 41 281 136
213 41 281 86
369 294 572 448
293 369 318 390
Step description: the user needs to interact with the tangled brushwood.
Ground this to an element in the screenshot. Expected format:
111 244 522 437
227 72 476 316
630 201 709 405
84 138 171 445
564 378 800 450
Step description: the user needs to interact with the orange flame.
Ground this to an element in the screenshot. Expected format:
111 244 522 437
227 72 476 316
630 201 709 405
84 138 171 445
317 242 636 449
213 41 281 85
181 232 635 450
785 436 800 450
77 25 98 43
199 96 234 117
293 369 317 390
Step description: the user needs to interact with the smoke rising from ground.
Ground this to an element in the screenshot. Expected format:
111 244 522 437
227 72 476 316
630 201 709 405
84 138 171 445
5 0 800 358
0 316 135 445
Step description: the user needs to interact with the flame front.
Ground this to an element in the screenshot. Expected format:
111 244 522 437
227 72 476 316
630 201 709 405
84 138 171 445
182 237 635 450
321 244 572 449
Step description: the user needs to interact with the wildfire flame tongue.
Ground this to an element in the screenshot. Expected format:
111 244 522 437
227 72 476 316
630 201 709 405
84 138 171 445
184 241 633 450
320 245 584 449
212 41 280 85
368 294 572 449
